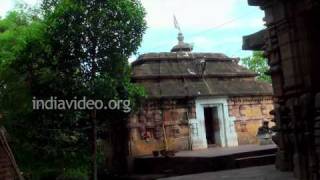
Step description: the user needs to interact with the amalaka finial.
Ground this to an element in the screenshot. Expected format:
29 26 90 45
178 33 184 44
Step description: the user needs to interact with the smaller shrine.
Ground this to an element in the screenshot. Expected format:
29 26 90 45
129 33 274 156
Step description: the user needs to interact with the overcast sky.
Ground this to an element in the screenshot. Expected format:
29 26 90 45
0 0 265 60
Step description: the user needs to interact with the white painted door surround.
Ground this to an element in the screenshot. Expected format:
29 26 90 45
189 97 238 150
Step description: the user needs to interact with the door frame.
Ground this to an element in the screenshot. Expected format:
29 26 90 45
191 97 238 149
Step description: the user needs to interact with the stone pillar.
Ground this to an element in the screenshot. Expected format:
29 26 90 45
244 0 320 179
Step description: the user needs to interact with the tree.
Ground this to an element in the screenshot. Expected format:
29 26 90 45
241 51 271 83
0 0 146 178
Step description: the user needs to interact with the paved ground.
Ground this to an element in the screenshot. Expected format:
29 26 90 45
140 144 277 158
175 144 277 157
158 165 296 180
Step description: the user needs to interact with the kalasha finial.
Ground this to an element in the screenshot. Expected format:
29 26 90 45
171 33 193 52
178 33 184 44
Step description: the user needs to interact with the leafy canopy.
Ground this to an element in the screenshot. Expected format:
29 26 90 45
241 51 271 83
0 0 146 178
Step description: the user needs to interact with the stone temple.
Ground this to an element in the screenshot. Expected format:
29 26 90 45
129 33 274 156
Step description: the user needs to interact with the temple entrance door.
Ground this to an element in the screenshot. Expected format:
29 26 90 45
204 107 220 146
195 98 238 149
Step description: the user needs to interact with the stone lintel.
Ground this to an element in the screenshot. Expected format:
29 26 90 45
242 29 266 51
248 0 267 6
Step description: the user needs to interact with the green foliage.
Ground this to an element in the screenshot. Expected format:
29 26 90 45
241 51 271 83
0 11 43 119
0 0 146 178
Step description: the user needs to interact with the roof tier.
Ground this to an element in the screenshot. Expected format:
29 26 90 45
132 52 257 79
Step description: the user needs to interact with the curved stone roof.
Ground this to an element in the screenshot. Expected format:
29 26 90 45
131 51 273 99
131 32 273 99
135 78 273 98
132 52 257 79
132 52 230 63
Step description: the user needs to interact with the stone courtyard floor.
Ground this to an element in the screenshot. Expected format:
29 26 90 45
132 144 279 179
174 144 277 157
158 165 296 180
139 144 277 158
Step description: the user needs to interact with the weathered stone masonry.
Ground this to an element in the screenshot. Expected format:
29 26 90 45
129 99 194 156
243 0 320 179
229 97 274 145
129 97 274 156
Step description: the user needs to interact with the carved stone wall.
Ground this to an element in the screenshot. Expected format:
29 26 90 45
228 96 274 145
128 99 194 156
245 1 320 179
129 96 273 156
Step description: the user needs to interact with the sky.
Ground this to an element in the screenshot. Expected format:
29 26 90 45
0 0 265 61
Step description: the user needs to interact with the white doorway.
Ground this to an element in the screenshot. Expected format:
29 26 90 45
190 97 238 150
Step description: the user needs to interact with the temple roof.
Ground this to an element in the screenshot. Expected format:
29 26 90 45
131 34 273 99
134 78 273 98
132 53 257 78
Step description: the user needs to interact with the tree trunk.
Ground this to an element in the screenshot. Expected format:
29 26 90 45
90 110 97 180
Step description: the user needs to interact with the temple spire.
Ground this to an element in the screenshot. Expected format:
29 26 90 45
171 15 193 52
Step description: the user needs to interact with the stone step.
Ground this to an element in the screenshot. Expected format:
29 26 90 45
235 154 276 168
113 174 168 180
133 147 277 175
